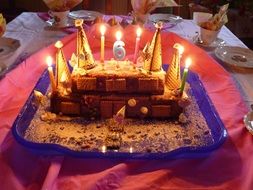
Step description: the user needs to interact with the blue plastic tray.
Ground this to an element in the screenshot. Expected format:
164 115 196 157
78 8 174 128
12 65 227 159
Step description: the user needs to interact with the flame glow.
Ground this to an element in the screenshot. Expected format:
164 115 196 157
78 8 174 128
100 24 106 36
116 31 122 41
46 56 53 67
185 57 192 69
136 27 142 37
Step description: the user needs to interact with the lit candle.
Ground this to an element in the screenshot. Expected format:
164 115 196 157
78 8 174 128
113 31 126 61
133 27 142 64
180 58 192 94
46 56 56 92
100 24 106 63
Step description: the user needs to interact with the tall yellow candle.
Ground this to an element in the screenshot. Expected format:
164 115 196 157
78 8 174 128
46 56 56 92
100 24 106 63
180 57 192 94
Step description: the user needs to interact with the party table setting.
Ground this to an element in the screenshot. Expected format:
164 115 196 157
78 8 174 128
1 0 253 189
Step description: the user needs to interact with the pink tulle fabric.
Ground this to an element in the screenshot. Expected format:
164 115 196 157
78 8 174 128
0 25 251 190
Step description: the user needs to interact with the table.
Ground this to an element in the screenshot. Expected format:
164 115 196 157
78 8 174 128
0 12 253 190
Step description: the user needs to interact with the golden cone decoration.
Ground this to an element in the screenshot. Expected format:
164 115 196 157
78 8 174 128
165 43 184 90
143 22 162 72
142 42 152 70
75 19 95 69
116 106 125 117
55 41 72 94
0 14 6 37
114 106 126 124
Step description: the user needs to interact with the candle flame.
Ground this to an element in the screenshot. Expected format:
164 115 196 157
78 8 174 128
100 24 106 35
116 31 122 40
185 58 192 69
136 27 142 37
46 56 53 67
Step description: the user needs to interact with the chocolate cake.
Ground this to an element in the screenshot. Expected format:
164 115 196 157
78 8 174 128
49 20 190 120
23 20 215 153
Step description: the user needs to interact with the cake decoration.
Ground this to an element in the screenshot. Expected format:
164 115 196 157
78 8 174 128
33 90 47 106
113 31 126 61
180 57 191 94
143 22 162 72
55 41 72 96
128 98 137 107
133 27 142 64
74 19 95 69
47 19 191 121
100 24 106 63
0 13 6 37
46 56 57 92
22 20 218 154
165 43 184 90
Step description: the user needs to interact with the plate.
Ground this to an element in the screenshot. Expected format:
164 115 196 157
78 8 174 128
149 14 183 25
68 10 102 21
12 66 227 159
0 37 20 57
215 46 253 68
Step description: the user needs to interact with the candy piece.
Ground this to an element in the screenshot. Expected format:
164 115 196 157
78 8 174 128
140 106 148 115
128 98 137 107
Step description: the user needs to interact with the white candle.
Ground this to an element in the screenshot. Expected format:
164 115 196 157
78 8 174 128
46 56 56 92
113 31 126 61
133 27 142 64
180 57 192 94
100 24 106 63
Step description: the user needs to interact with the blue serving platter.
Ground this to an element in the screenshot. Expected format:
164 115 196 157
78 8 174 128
12 65 227 159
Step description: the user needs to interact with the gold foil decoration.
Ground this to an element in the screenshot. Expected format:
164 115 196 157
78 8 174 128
165 43 184 90
75 19 95 69
143 22 162 72
0 13 6 37
142 42 152 71
55 41 72 95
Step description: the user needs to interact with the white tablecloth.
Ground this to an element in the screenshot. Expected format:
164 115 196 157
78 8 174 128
1 12 253 108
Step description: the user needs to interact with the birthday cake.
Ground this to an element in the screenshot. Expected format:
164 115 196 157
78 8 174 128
23 19 215 153
49 20 190 120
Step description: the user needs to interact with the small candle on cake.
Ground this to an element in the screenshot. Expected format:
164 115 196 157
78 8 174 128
46 56 56 92
113 31 126 61
180 57 191 95
100 24 106 63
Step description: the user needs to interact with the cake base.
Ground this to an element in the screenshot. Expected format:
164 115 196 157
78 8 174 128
25 93 213 153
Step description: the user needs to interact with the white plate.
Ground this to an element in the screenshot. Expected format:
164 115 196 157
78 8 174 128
0 37 20 57
215 46 253 68
68 10 102 21
149 14 182 25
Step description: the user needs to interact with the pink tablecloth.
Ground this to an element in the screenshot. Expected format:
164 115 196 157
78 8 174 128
0 25 252 190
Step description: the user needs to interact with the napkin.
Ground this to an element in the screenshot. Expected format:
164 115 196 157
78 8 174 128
43 0 82 11
131 0 179 14
0 13 6 37
199 4 229 31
